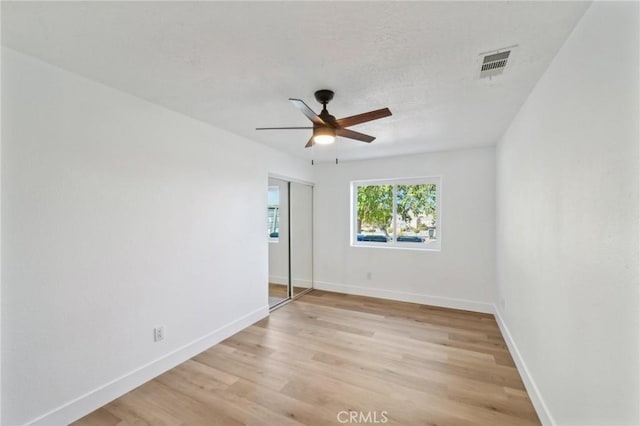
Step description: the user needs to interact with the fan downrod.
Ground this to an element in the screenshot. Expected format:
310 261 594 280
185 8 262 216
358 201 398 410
314 89 334 106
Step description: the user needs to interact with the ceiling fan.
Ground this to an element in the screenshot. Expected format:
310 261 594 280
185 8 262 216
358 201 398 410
256 90 392 148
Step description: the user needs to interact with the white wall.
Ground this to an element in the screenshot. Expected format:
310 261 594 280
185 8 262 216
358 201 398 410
313 147 496 312
496 2 639 425
1 48 312 425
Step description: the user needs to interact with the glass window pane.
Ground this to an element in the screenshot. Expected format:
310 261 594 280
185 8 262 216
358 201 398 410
268 186 280 239
356 184 393 243
396 184 437 245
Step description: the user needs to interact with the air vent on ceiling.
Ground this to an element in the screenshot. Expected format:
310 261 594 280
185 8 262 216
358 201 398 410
480 50 511 79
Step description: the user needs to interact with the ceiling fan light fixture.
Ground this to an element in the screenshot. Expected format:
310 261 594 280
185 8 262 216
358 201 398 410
313 127 336 145
256 90 391 148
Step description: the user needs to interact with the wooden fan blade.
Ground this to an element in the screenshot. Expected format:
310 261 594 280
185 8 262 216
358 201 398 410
289 98 326 126
335 107 392 128
256 126 313 130
336 128 376 143
305 137 314 148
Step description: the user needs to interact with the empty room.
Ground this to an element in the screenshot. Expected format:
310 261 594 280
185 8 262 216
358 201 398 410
1 1 638 425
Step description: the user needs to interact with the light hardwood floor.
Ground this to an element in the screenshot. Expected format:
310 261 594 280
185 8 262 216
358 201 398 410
269 283 288 299
74 290 540 425
269 283 288 306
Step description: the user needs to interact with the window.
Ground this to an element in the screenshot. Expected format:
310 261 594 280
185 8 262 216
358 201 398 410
268 186 280 241
351 177 441 250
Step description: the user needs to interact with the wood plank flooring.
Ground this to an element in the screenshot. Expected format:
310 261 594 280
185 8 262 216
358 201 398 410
74 290 540 425
269 283 288 299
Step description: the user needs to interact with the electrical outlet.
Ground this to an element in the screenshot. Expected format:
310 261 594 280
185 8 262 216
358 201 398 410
366 272 372 280
154 326 164 342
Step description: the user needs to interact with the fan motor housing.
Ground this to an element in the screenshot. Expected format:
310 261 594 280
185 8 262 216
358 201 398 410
318 111 337 125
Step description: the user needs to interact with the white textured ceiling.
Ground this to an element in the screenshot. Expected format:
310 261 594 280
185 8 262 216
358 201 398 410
2 1 590 162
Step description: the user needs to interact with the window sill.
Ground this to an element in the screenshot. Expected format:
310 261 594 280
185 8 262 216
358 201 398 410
350 242 441 252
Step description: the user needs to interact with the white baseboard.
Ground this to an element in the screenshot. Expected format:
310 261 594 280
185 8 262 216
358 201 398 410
292 278 312 289
268 275 288 285
27 306 269 426
268 278 312 289
313 281 494 314
493 306 554 425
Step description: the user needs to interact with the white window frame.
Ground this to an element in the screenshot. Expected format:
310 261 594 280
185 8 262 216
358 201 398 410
350 176 442 251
